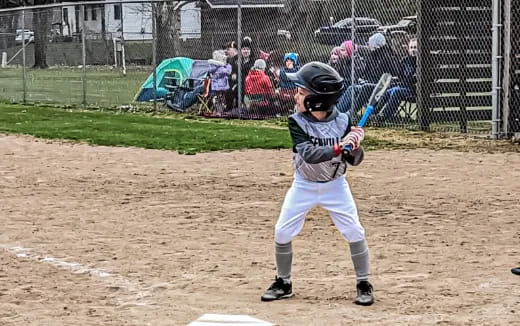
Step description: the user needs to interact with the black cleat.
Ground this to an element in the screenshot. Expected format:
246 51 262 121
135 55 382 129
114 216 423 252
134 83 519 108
354 281 374 306
261 276 294 301
512 267 520 275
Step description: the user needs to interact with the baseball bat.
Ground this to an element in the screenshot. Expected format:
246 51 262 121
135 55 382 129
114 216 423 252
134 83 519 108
343 73 393 153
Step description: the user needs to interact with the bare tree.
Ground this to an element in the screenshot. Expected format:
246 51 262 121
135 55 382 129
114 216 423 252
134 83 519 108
32 0 51 68
100 4 110 65
129 1 185 64
155 1 182 63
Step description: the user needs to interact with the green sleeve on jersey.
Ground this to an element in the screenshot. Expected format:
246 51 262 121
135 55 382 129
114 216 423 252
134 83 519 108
288 117 310 152
288 116 337 164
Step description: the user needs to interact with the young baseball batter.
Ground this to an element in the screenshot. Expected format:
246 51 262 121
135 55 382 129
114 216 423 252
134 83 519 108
261 62 374 305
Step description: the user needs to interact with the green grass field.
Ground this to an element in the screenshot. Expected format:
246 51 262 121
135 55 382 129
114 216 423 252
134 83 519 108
0 68 149 106
0 103 294 153
0 103 518 153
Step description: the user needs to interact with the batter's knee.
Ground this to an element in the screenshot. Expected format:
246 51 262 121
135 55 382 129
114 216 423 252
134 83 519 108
274 224 296 245
340 225 366 243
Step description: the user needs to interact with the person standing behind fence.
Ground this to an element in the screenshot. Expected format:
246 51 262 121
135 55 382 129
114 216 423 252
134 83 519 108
208 50 232 112
225 41 239 110
240 36 256 104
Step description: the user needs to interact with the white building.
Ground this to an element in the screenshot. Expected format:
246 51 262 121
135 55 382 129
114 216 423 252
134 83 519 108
59 1 200 41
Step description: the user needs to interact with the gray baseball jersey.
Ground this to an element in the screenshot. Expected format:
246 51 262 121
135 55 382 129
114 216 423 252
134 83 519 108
288 109 364 182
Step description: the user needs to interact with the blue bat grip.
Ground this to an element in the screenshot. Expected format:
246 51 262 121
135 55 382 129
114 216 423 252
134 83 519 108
358 105 374 128
343 105 374 152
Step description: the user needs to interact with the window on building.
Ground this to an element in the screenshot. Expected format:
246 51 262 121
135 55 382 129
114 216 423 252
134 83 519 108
63 8 69 23
74 6 80 33
114 4 121 20
91 7 97 21
83 6 88 21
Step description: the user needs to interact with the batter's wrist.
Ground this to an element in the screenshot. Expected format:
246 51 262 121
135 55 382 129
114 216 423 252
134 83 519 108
333 143 342 156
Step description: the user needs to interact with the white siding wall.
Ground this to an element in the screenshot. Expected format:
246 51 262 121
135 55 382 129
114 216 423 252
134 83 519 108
180 2 201 40
59 1 201 41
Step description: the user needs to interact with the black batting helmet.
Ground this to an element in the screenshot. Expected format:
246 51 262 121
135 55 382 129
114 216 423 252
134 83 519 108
286 61 345 112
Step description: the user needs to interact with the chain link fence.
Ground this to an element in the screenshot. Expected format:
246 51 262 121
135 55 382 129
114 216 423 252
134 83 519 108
0 0 518 137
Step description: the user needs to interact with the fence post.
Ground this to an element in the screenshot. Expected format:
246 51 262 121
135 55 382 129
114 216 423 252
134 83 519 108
237 0 242 117
1 52 7 68
416 0 430 131
81 4 87 106
491 0 503 139
152 2 157 110
501 0 511 137
21 8 26 104
120 1 126 76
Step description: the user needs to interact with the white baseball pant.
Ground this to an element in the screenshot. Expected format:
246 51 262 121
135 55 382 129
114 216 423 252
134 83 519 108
275 172 365 244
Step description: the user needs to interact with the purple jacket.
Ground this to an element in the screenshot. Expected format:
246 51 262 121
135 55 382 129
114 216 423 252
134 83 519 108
209 64 232 92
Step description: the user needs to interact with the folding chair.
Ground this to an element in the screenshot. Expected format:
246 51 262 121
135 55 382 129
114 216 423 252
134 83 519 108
276 89 296 116
245 94 276 119
166 61 209 112
397 95 417 121
197 77 213 115
163 70 184 102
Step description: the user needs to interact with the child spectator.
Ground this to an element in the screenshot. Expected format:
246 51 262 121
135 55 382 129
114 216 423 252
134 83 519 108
278 52 300 114
208 49 232 112
245 59 274 108
279 52 300 90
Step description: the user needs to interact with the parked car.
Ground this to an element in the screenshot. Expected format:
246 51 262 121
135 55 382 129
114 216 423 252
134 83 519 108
15 29 34 45
314 17 381 45
377 16 417 35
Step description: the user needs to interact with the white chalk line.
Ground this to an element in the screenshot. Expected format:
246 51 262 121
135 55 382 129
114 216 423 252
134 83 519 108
1 244 159 307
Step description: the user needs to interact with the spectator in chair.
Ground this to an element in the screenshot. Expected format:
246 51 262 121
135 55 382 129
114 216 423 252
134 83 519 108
278 52 300 113
279 52 300 91
378 38 417 121
208 50 232 112
329 41 358 85
245 59 274 107
337 32 399 116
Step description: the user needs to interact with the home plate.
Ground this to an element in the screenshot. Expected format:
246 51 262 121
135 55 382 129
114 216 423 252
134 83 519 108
187 313 275 326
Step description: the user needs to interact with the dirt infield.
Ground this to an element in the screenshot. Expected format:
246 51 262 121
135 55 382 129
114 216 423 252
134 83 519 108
1 134 519 326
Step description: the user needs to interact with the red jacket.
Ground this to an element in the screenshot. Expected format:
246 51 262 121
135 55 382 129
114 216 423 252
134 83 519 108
245 70 274 95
